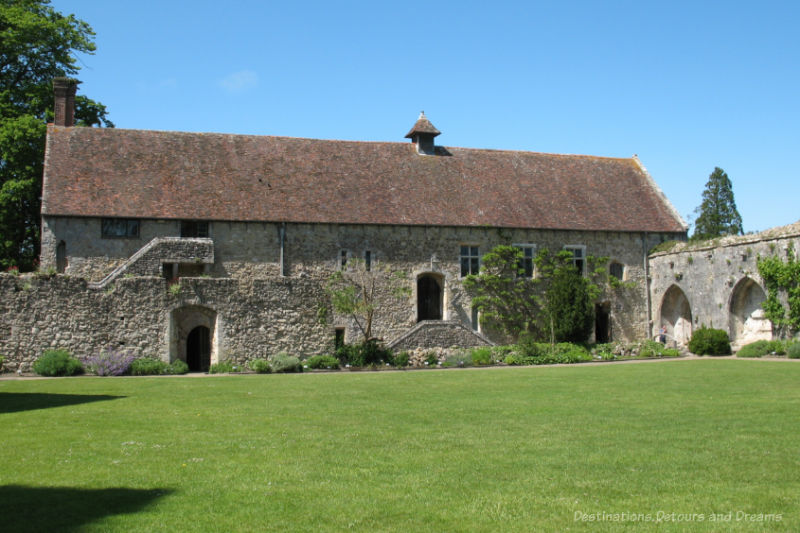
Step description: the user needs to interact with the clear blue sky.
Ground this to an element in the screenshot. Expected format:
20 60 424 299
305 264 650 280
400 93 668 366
51 0 799 233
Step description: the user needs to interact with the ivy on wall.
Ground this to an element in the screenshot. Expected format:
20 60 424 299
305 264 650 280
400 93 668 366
757 247 800 335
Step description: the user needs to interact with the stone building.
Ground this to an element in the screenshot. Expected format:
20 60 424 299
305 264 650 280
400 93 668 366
1 79 689 371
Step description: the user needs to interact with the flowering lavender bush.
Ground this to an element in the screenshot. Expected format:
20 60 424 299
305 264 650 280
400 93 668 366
84 346 137 376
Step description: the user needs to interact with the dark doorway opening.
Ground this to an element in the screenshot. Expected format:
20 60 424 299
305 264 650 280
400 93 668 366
186 326 211 372
334 328 345 349
595 303 610 343
417 275 442 321
56 241 67 273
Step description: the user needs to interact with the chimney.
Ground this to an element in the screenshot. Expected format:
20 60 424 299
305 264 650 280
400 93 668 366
53 77 79 127
404 111 441 155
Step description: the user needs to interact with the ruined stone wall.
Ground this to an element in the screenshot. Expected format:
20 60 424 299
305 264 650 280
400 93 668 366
649 223 800 347
0 274 331 372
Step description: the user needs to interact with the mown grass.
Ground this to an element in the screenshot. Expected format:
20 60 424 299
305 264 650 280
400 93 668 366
1 360 799 532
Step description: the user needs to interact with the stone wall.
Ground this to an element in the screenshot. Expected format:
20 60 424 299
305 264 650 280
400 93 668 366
40 216 679 347
0 274 331 372
649 222 800 348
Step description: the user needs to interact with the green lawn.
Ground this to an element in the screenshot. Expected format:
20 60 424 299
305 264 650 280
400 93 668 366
1 360 799 532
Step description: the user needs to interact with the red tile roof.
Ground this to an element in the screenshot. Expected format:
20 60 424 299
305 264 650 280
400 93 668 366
42 126 687 233
405 112 441 138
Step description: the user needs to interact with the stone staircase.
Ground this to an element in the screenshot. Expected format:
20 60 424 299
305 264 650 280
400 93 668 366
89 237 214 289
388 320 494 351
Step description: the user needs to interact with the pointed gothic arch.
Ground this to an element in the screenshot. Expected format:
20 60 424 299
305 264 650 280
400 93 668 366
728 277 772 345
660 285 692 345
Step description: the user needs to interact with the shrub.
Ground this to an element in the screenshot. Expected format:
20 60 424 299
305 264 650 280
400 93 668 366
594 343 616 361
549 343 591 364
83 346 137 376
504 353 520 365
736 340 770 358
688 327 731 356
788 342 800 359
423 351 439 366
129 357 169 376
393 351 410 368
515 339 591 365
210 360 239 374
248 359 271 374
662 348 681 358
470 347 493 366
168 359 189 375
0 355 4 372
766 340 788 355
306 355 340 370
33 349 84 377
442 351 470 368
336 340 393 367
639 340 667 358
270 352 303 373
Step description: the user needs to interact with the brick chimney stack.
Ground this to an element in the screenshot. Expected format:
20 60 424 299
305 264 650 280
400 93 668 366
53 77 79 127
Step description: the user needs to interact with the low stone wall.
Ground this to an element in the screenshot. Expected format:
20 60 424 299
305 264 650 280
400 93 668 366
0 273 332 372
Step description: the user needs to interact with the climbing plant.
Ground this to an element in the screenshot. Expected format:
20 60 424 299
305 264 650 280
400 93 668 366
757 247 800 336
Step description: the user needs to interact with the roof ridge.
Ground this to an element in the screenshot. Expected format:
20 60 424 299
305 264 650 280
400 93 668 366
58 126 641 161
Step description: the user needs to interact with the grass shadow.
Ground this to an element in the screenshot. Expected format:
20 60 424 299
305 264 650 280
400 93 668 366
0 485 172 532
0 393 124 414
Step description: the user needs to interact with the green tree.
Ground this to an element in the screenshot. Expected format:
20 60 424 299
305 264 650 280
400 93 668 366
0 0 112 271
463 245 606 344
325 259 411 343
692 167 743 241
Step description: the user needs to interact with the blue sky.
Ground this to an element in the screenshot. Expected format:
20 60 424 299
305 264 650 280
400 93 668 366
51 0 799 233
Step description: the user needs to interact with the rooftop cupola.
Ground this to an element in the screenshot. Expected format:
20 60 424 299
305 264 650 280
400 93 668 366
53 77 79 127
405 111 440 155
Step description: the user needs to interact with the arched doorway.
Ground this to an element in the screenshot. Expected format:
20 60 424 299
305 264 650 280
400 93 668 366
660 285 692 345
417 274 443 321
170 305 217 371
729 277 772 345
187 326 211 372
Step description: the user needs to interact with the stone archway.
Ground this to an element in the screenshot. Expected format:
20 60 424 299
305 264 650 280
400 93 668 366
170 305 217 371
729 277 772 346
660 285 692 345
417 273 443 322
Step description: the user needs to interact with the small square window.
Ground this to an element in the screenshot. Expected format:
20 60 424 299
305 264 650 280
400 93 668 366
460 245 480 277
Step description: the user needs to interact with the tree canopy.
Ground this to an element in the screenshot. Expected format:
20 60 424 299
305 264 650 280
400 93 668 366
0 0 112 271
692 167 743 241
463 245 606 344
